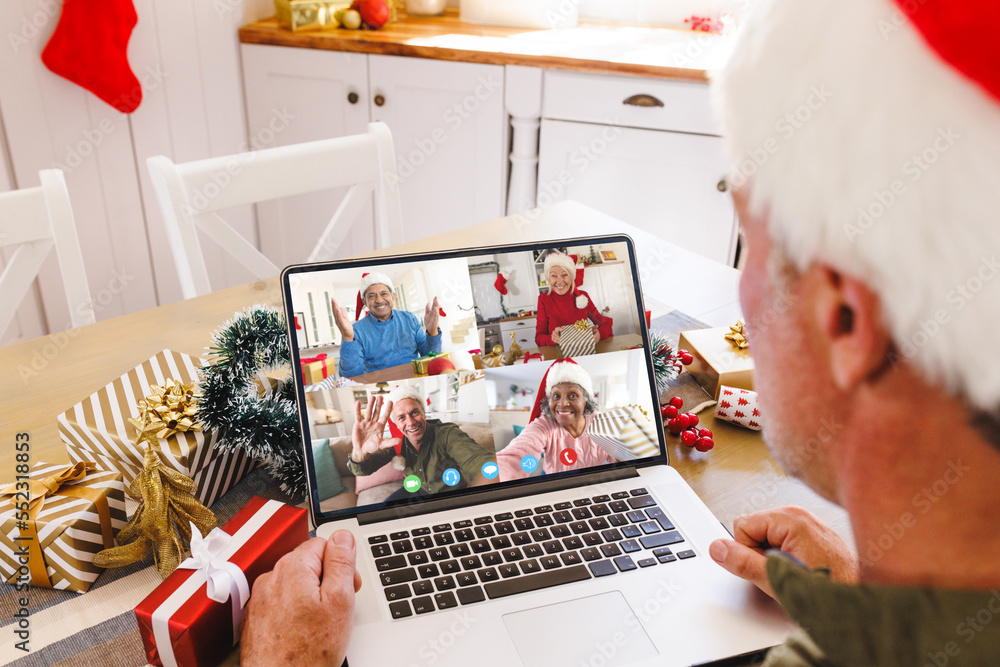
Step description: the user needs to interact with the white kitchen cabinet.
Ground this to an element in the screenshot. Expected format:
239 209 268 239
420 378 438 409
500 317 536 352
241 46 507 254
582 262 641 337
537 71 738 266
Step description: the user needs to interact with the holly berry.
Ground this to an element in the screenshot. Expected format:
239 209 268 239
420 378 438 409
677 413 692 429
678 350 694 365
667 418 684 434
695 437 715 452
661 404 679 419
669 396 684 409
680 430 698 447
686 413 699 427
698 428 713 438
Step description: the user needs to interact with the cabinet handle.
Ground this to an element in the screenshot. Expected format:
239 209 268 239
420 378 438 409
374 94 386 107
717 178 728 192
347 92 359 104
623 94 664 108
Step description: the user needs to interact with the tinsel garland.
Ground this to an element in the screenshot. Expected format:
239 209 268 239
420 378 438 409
197 306 306 498
649 331 686 395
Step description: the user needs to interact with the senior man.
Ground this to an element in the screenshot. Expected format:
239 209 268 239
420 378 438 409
332 271 442 377
241 1 1000 665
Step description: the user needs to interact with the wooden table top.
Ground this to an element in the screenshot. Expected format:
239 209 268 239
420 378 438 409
239 9 733 81
0 201 849 544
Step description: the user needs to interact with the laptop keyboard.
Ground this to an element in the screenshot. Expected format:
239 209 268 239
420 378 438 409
367 488 696 619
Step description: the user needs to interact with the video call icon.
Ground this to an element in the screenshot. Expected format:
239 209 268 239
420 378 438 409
520 455 538 473
442 468 460 487
403 475 421 493
481 462 499 479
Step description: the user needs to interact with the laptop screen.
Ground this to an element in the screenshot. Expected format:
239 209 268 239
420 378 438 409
282 235 666 524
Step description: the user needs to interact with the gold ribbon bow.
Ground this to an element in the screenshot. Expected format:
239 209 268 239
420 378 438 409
127 379 202 441
573 319 592 332
725 320 749 350
1 462 114 588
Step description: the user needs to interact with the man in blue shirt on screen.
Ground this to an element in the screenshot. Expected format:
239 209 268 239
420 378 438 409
332 271 442 378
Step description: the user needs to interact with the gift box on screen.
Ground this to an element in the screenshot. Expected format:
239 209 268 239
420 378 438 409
275 0 342 31
0 462 126 593
587 406 660 461
677 328 754 399
411 351 450 375
301 353 336 385
57 349 255 507
135 497 309 667
558 320 596 358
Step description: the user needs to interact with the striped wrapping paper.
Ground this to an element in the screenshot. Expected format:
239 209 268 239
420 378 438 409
587 406 660 461
57 350 255 507
1 463 126 594
557 319 596 358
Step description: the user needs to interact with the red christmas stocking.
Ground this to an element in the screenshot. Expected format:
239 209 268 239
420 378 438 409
494 273 508 295
41 0 142 113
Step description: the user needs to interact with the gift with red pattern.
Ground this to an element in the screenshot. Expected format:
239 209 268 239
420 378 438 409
713 385 762 431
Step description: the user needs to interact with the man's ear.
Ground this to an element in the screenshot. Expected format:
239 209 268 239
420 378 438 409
813 266 893 391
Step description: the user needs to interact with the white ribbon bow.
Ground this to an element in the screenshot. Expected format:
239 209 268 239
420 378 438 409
179 523 251 646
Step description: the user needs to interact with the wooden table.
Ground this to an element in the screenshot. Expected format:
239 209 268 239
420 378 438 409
0 201 849 544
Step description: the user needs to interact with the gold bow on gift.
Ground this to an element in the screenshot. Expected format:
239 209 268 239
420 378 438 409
127 379 202 441
725 320 749 350
573 319 592 332
1 462 114 588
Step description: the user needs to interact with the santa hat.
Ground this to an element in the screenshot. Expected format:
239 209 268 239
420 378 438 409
355 272 394 321
714 0 1000 412
529 358 594 422
544 253 588 309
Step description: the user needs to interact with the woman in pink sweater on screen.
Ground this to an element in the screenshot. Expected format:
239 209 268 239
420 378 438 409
497 358 615 480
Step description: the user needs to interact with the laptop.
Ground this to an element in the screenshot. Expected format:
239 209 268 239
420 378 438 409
282 235 791 667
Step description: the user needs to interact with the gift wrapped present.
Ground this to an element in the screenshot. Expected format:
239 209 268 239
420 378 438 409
677 328 754 399
1 462 126 593
58 349 254 507
275 0 344 31
301 353 336 385
411 351 450 375
587 405 660 461
558 319 597 358
714 386 762 431
135 497 309 667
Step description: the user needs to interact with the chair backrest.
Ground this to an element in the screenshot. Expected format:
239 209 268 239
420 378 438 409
0 169 94 337
147 121 404 299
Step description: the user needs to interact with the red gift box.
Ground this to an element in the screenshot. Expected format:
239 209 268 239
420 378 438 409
134 497 309 667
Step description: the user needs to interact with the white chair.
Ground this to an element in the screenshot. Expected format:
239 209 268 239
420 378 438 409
0 169 94 337
147 122 404 299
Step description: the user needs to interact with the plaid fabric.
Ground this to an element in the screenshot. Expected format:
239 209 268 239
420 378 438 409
0 468 301 667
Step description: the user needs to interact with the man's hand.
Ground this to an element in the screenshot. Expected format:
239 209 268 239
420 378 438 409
551 326 563 344
424 297 441 336
350 395 402 464
709 506 859 599
241 530 362 667
331 298 354 342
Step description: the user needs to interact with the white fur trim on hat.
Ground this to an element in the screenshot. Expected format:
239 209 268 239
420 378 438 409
387 385 424 411
545 360 593 398
575 293 589 310
360 272 394 298
714 0 1000 411
544 253 577 281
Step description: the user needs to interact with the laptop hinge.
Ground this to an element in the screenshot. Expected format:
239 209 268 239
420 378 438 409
357 467 640 526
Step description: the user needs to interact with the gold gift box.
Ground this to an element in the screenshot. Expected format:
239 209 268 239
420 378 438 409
302 356 337 384
275 0 346 31
411 352 450 375
678 328 754 399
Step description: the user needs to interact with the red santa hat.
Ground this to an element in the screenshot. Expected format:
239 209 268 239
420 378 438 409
714 0 1000 412
544 253 588 309
355 271 394 321
529 358 594 422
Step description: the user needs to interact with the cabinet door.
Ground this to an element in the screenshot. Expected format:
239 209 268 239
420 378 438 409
368 55 506 242
537 119 737 265
241 44 373 264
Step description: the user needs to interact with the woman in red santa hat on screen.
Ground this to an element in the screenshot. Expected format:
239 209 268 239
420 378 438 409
497 358 616 480
535 252 613 348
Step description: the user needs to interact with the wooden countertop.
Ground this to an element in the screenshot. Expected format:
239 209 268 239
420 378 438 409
239 10 733 81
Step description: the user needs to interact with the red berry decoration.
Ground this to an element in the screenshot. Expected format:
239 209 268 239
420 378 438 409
667 418 684 434
680 430 698 447
678 350 694 365
677 413 692 429
687 413 699 427
662 405 678 419
695 437 715 452
669 396 684 409
698 428 713 438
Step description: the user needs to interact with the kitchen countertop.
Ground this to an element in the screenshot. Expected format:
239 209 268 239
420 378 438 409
239 9 733 81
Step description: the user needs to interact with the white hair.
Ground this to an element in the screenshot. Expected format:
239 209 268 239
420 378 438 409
713 0 1000 411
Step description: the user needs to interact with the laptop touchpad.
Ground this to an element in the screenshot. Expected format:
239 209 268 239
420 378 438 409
502 591 659 667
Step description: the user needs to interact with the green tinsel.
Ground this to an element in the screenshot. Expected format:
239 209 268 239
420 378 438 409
649 331 684 396
197 306 306 498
